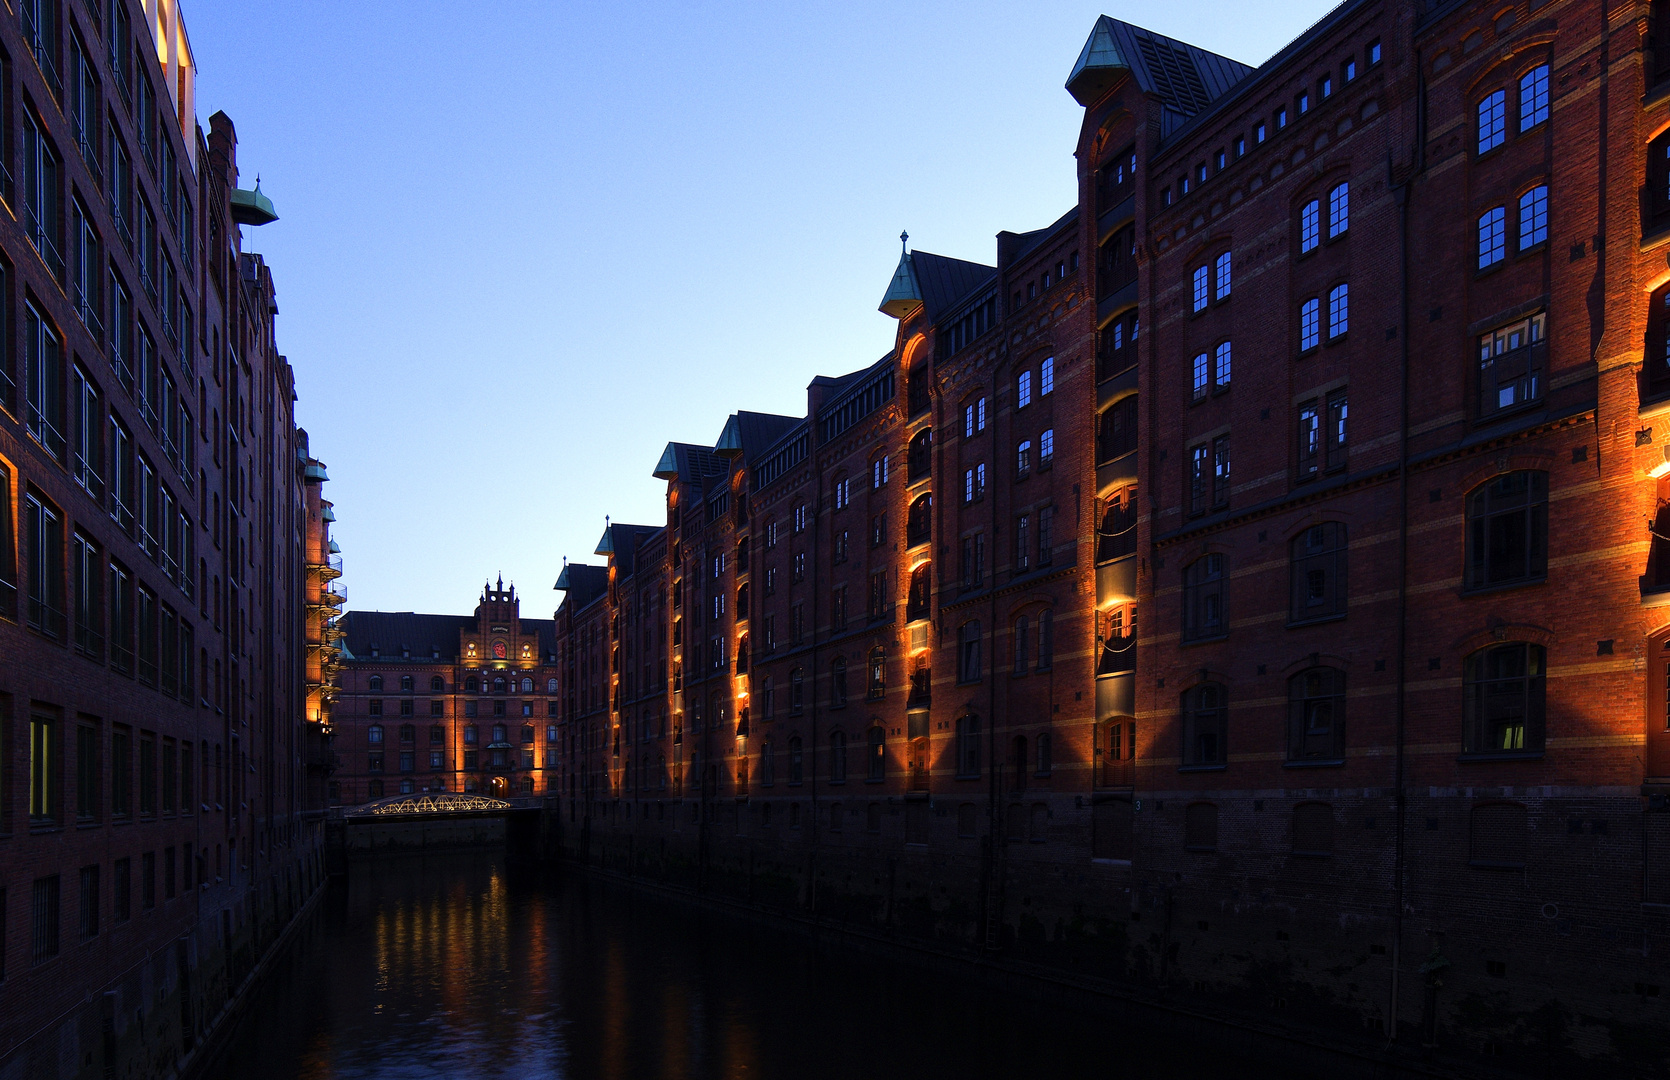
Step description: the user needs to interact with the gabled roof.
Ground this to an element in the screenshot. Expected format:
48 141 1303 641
555 562 609 609
653 441 729 483
879 245 997 323
600 522 661 573
716 411 802 459
1066 15 1252 117
336 611 474 662
911 250 998 323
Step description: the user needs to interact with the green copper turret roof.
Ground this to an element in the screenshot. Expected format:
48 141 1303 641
878 232 922 318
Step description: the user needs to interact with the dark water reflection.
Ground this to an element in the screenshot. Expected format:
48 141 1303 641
212 854 1285 1080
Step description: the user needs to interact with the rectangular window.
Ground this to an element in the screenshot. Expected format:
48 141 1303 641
1478 89 1507 153
1214 251 1231 300
1519 65 1549 130
1182 554 1227 642
30 713 58 822
1477 313 1546 415
1344 58 1357 81
1326 390 1348 471
1299 298 1320 351
1037 506 1054 567
1298 400 1321 481
1320 74 1333 99
32 875 59 964
1212 435 1231 510
76 722 99 820
1478 206 1506 268
113 858 130 923
960 534 986 589
0 465 15 622
1255 120 1267 143
111 725 129 817
1291 522 1348 623
25 304 65 459
161 739 175 814
71 365 103 499
1518 185 1548 250
1299 200 1320 253
138 733 155 816
1276 106 1288 129
1297 90 1310 114
1189 443 1209 515
25 493 65 639
72 533 102 659
78 865 98 941
1191 265 1209 312
1328 182 1349 237
1328 283 1349 338
141 852 154 910
1015 515 1030 574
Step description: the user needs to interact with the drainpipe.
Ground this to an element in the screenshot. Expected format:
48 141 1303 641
1389 38 1427 1044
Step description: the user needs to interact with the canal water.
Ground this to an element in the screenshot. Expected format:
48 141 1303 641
209 854 1288 1080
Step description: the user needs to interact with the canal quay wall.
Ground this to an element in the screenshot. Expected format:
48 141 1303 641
0 827 328 1080
549 805 1666 1080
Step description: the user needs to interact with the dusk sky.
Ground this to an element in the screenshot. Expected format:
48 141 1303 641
187 0 1335 617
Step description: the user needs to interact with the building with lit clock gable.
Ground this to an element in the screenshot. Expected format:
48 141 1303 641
334 578 559 803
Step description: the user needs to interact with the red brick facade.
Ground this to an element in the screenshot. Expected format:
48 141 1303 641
546 2 1670 1069
331 582 560 804
0 5 330 1076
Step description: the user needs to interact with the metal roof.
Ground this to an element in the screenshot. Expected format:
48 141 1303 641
1066 15 1252 115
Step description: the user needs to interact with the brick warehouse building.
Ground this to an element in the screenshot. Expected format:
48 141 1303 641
332 580 559 805
518 0 1670 1070
0 2 336 1077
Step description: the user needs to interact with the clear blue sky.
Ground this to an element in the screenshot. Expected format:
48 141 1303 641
187 0 1335 617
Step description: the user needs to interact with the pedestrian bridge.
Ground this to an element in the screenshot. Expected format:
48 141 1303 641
326 794 551 869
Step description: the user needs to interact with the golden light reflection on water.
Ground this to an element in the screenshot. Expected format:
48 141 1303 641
223 854 1272 1080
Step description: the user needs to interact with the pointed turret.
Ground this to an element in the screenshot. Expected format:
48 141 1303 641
878 231 922 318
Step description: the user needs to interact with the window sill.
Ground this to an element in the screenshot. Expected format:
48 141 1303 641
1458 751 1545 763
865 777 885 784
1283 758 1346 768
1286 612 1346 629
1459 575 1546 597
954 773 981 781
1180 632 1229 647
1178 763 1227 773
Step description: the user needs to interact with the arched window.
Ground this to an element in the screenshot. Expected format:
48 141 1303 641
830 730 847 782
1463 643 1546 754
790 668 804 713
367 724 384 744
759 739 773 786
429 675 444 692
908 426 933 480
1035 731 1052 776
1290 522 1347 622
867 726 886 780
1288 668 1345 762
493 676 506 694
1099 718 1135 786
1465 471 1547 588
789 736 803 784
464 725 479 744
1292 801 1335 856
867 648 886 700
1184 802 1218 851
1181 554 1226 641
1097 394 1137 465
398 724 415 744
1181 683 1226 767
400 675 413 692
830 657 848 707
761 675 774 718
906 563 931 622
736 633 750 674
907 358 930 416
368 779 384 799
521 678 533 692
1098 489 1137 563
1038 609 1054 671
956 714 981 777
958 622 982 683
465 676 478 693
368 675 383 691
907 493 932 547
